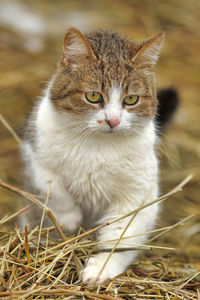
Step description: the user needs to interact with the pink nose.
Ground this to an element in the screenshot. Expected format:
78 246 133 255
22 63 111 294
107 118 120 128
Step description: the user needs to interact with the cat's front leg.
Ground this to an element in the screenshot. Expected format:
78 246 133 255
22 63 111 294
22 163 83 234
43 181 83 234
82 202 159 284
54 201 82 234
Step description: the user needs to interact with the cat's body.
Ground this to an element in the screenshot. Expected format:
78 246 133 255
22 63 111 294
21 28 165 283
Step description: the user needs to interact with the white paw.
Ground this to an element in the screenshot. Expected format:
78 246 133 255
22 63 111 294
57 206 82 233
81 253 122 285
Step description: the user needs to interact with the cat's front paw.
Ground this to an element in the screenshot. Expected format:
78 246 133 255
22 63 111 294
57 206 82 234
81 253 122 285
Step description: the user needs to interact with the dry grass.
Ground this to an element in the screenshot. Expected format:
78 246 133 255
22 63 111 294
0 0 200 298
0 176 200 299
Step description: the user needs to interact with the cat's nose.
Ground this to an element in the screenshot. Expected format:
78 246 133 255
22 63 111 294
107 118 120 128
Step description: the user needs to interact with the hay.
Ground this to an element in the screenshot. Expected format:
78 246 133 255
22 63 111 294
0 177 199 299
0 0 200 298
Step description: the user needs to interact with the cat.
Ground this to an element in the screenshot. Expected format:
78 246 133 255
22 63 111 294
21 27 170 284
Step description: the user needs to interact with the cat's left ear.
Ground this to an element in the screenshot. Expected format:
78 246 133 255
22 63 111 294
132 32 165 66
62 28 97 66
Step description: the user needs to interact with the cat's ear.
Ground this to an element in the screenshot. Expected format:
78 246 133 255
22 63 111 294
62 28 97 66
132 33 165 66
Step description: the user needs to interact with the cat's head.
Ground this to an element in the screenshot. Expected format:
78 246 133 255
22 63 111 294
50 28 164 135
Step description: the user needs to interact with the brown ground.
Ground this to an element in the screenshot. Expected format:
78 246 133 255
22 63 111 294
0 0 200 297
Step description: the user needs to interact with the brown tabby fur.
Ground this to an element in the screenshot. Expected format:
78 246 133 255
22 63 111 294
50 29 163 118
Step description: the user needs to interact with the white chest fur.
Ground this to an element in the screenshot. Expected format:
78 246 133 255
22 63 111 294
25 96 158 210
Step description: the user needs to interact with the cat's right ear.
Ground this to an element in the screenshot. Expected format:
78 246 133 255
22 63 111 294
132 32 165 67
62 28 97 67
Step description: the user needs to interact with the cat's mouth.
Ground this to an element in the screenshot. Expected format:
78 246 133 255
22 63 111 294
97 119 118 134
97 120 107 126
97 119 120 133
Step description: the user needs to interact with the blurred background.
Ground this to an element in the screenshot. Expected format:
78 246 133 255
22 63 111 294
0 0 199 261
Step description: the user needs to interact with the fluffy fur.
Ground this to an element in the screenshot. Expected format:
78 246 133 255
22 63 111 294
21 28 164 284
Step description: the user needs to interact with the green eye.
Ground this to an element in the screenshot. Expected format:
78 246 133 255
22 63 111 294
123 95 139 106
85 92 103 103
